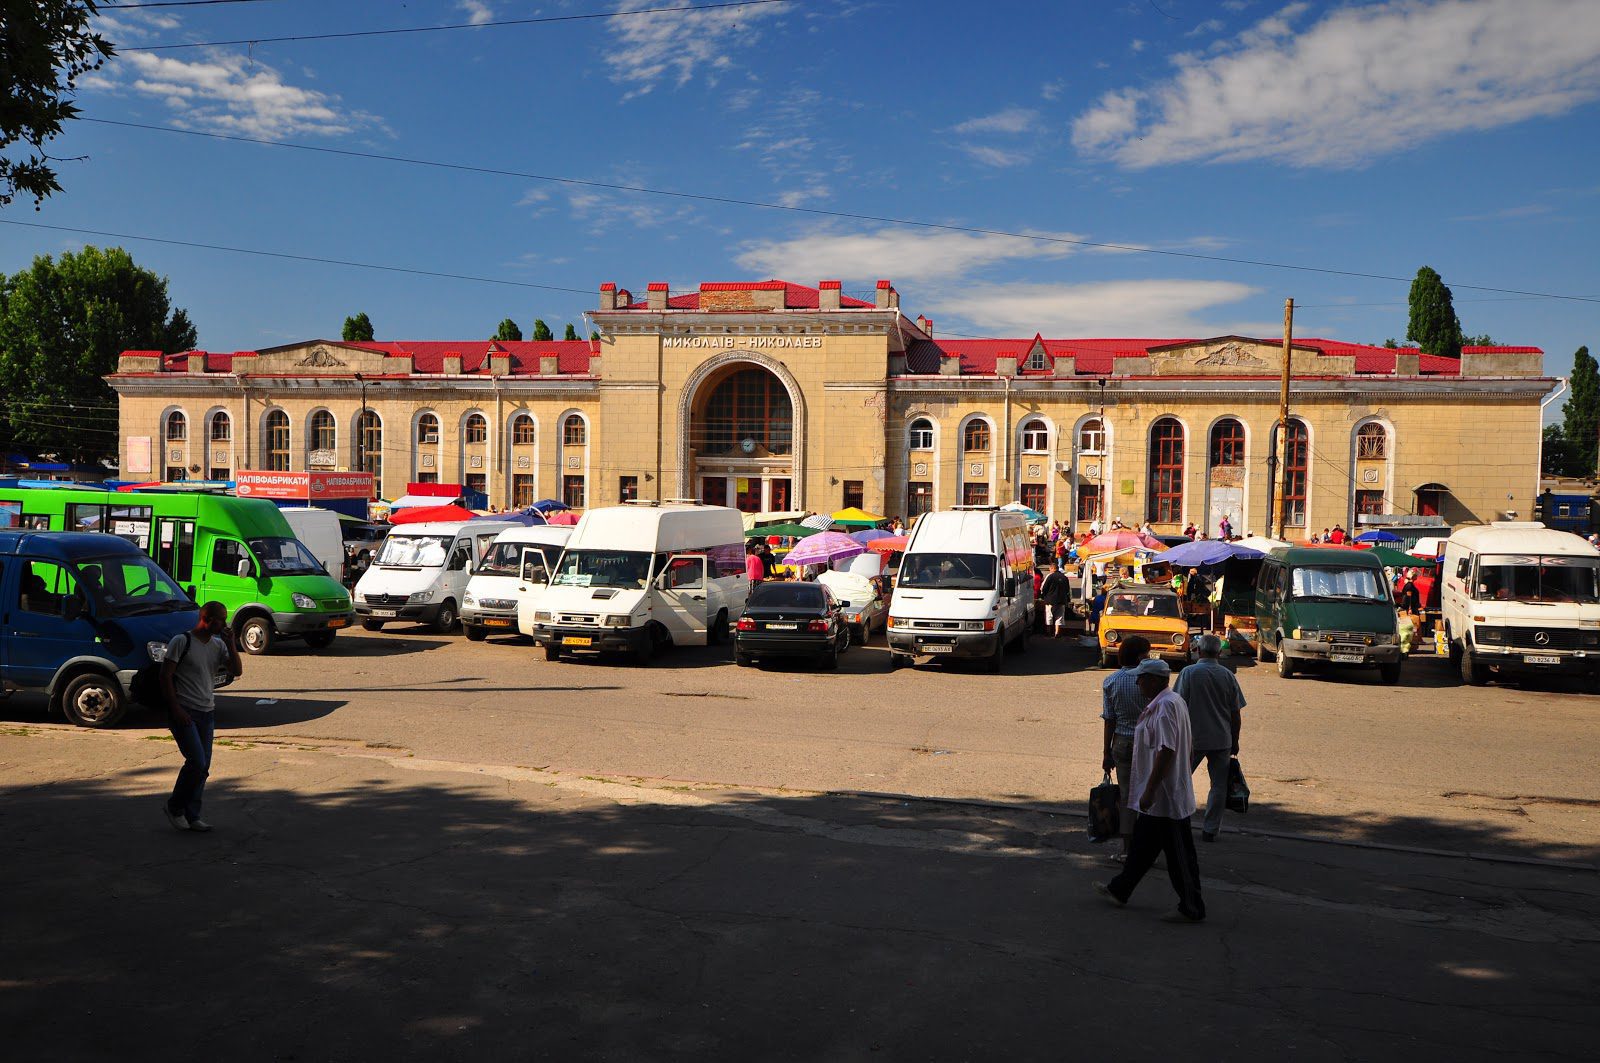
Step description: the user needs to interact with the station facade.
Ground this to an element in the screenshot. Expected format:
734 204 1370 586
109 279 1553 535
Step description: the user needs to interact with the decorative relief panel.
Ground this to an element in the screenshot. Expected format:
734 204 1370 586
516 456 531 470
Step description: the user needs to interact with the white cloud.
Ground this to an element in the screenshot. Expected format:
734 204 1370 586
1451 203 1554 222
936 280 1265 336
1129 38 1147 52
960 145 1031 167
609 1 786 98
734 227 1086 284
92 51 380 138
1073 0 1600 168
1041 80 1066 101
457 1 495 26
951 107 1040 135
1186 18 1226 37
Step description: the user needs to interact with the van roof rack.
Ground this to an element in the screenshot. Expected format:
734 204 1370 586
622 498 704 507
950 505 999 511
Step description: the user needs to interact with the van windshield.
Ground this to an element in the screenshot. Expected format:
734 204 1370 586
376 534 452 568
477 541 526 576
551 549 652 589
1105 592 1181 618
1474 554 1600 604
1289 565 1389 602
898 552 996 590
78 555 191 617
248 537 325 576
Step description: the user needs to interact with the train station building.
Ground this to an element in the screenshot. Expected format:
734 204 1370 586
109 278 1554 535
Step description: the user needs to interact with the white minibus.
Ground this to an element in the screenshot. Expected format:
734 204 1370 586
461 525 573 640
354 519 517 633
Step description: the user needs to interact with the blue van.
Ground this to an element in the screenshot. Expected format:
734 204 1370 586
0 532 199 728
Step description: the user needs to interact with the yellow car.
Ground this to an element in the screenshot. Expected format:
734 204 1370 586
1098 584 1193 668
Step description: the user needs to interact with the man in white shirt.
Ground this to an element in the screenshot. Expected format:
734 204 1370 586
1095 658 1205 922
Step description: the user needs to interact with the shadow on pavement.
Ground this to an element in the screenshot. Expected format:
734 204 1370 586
0 769 1592 1060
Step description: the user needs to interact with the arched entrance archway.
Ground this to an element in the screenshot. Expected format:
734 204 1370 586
678 353 805 512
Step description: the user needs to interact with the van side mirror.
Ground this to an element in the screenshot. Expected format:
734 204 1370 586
449 549 469 571
236 558 253 579
1455 559 1469 579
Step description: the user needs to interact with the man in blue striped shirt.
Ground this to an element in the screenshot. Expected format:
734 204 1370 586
1100 635 1152 857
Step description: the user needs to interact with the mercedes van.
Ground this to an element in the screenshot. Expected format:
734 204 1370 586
461 525 573 640
1254 546 1402 683
519 502 747 664
0 531 198 728
355 519 517 633
886 506 1034 672
1441 521 1600 686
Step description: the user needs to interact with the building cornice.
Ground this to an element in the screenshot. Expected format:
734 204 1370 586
887 376 1556 400
108 375 600 395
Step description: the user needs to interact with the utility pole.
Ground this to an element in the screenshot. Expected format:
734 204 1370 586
1272 298 1295 541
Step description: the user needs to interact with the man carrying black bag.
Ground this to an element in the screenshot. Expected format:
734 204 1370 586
1174 633 1245 842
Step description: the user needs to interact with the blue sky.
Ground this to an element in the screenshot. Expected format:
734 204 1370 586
4 0 1598 384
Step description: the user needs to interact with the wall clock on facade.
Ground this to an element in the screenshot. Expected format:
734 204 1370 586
740 438 757 454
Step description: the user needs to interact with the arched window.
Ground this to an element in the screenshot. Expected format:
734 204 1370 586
357 410 382 480
963 419 991 452
464 414 487 444
1356 421 1387 460
417 413 440 445
1020 418 1050 454
701 368 791 455
1284 419 1309 527
209 413 231 442
309 410 336 452
165 411 187 442
1148 418 1185 524
1209 418 1245 467
562 414 587 447
511 414 536 445
908 418 934 451
1079 418 1105 454
264 410 291 472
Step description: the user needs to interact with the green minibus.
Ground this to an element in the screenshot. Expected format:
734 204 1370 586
0 486 353 654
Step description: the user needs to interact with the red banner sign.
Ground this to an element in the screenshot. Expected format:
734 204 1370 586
235 471 375 501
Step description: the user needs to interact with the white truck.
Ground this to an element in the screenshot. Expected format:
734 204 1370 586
518 502 748 664
461 525 574 641
279 507 346 585
886 506 1035 672
1442 521 1600 686
354 519 517 633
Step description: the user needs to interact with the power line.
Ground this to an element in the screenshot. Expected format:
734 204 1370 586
79 119 1600 305
101 0 282 8
119 0 793 52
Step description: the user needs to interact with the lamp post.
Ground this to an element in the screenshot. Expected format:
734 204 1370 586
1097 377 1108 529
354 372 381 483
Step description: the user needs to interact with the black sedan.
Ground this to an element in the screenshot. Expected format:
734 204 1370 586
734 581 852 670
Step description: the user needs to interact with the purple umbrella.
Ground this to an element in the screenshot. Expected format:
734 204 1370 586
784 531 865 566
849 528 893 545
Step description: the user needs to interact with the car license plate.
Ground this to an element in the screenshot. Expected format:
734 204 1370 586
923 644 954 653
766 623 797 630
1330 652 1364 663
371 609 397 618
327 618 349 629
483 618 512 628
1524 654 1560 665
563 636 592 647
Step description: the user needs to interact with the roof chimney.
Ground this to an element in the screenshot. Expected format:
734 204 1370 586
874 280 893 309
818 280 841 311
599 282 618 311
442 351 462 375
647 282 669 311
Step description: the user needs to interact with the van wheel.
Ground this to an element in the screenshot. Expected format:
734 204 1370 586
463 625 487 642
708 610 729 645
986 631 1005 674
60 673 126 729
1447 627 1462 665
304 631 336 649
1276 651 1296 679
635 629 657 666
889 652 909 671
432 600 458 634
1257 637 1274 664
238 615 274 655
1460 646 1487 686
361 619 385 632
1379 661 1402 685
543 644 561 662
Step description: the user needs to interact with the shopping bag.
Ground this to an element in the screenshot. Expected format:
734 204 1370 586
1087 772 1121 842
1226 757 1250 814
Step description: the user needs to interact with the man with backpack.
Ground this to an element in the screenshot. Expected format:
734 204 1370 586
161 602 243 833
1039 560 1071 638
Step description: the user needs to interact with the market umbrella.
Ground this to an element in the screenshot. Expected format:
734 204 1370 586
1234 535 1291 553
866 535 908 554
829 506 886 529
1000 502 1048 523
1083 529 1164 553
389 503 476 525
800 513 835 530
476 508 547 527
784 531 866 566
546 511 580 526
1364 545 1437 568
744 522 814 539
1156 540 1264 567
529 499 570 513
849 528 894 544
1354 529 1402 544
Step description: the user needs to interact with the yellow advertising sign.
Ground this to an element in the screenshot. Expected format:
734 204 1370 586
737 478 750 493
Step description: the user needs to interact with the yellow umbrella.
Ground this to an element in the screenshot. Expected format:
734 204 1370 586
830 506 886 528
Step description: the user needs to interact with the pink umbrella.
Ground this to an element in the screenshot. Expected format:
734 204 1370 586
1083 529 1164 553
866 535 909 554
546 511 580 526
389 504 477 525
783 530 865 566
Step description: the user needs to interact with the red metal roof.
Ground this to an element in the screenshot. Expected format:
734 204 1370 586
617 279 875 310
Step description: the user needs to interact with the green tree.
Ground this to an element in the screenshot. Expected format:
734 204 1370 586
1542 424 1579 478
590 329 600 341
494 318 522 341
342 312 374 342
1560 345 1598 475
531 318 553 341
1461 333 1497 347
563 323 578 341
1405 266 1463 358
0 245 196 462
2 1 115 208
